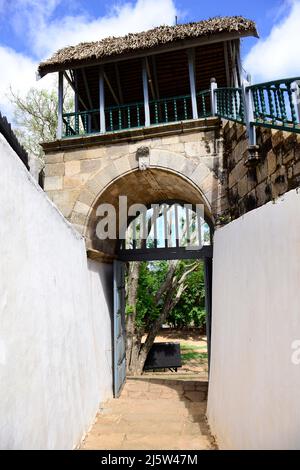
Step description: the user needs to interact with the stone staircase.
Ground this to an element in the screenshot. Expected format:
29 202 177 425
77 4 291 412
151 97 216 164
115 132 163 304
80 376 217 450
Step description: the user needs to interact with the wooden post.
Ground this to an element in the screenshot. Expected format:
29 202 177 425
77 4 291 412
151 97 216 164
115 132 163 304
142 58 150 127
242 77 256 146
187 48 198 120
99 67 106 133
210 78 217 116
223 42 230 87
57 71 63 139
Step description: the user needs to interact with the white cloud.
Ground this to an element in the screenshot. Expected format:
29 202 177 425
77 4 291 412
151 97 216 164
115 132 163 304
0 0 177 121
30 0 177 59
244 0 300 83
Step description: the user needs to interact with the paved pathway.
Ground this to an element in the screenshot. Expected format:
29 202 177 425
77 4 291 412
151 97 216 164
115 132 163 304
80 376 216 450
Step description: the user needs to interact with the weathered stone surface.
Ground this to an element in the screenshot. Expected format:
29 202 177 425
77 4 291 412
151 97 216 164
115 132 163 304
48 189 80 217
45 152 64 164
63 174 90 189
80 159 102 173
267 149 277 175
44 176 63 191
80 377 215 451
237 175 248 198
65 160 81 176
106 143 129 159
73 200 91 216
44 163 65 177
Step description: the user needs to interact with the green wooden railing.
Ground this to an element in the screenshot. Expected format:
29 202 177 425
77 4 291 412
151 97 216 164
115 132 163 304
248 77 300 132
215 87 245 123
106 101 144 132
150 94 192 124
64 108 99 136
62 78 300 138
62 90 212 137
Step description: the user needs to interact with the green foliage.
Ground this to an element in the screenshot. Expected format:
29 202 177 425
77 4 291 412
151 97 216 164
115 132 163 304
168 261 206 329
135 261 168 330
9 84 73 162
130 259 206 331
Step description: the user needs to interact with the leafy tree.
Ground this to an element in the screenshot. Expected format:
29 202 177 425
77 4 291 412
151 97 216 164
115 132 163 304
126 259 206 375
9 84 73 163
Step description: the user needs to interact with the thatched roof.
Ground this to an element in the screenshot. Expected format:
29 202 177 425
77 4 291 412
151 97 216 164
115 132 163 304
38 16 258 77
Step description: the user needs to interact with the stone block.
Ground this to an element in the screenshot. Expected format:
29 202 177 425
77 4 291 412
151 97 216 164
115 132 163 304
184 141 202 157
63 173 90 189
256 160 268 184
49 189 80 217
191 163 210 185
160 135 179 145
65 160 81 176
73 200 91 216
64 147 107 162
77 189 96 207
45 152 64 164
282 149 295 165
179 132 202 143
161 142 185 154
106 143 129 159
237 175 248 198
80 159 102 173
44 176 63 191
267 149 277 175
293 160 300 176
44 163 65 177
128 153 139 170
114 156 132 175
271 130 283 149
70 211 87 226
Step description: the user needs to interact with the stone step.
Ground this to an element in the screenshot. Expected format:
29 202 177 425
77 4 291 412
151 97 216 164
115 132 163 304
82 432 214 451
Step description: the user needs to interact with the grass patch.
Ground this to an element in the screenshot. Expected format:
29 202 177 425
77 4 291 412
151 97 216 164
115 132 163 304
181 351 208 364
180 343 207 351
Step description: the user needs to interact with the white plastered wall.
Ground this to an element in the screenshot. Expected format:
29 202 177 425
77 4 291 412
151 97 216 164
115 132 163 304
208 188 300 449
0 134 113 449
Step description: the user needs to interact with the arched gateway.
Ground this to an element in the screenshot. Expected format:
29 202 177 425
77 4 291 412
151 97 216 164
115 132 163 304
40 16 257 397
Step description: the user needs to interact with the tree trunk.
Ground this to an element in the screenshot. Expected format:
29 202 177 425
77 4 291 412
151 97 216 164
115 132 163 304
125 261 141 373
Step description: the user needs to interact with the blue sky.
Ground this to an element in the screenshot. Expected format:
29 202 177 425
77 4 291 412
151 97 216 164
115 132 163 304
0 0 299 118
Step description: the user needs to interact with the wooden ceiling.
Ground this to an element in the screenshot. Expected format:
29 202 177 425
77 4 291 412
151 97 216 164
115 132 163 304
75 41 231 111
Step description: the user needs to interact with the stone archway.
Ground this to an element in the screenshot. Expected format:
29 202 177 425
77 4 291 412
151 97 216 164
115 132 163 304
72 163 215 258
68 147 222 255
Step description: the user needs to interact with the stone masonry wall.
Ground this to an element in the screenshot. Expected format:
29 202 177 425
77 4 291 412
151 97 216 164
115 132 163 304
43 120 227 243
223 120 300 224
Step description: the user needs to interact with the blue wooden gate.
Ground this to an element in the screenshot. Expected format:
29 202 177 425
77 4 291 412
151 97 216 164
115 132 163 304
113 260 126 397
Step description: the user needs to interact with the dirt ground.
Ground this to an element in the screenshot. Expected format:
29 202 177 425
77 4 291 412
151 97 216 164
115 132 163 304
142 329 208 377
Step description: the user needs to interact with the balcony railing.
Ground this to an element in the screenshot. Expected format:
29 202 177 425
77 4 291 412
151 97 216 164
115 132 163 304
248 78 300 132
215 87 244 123
62 90 212 137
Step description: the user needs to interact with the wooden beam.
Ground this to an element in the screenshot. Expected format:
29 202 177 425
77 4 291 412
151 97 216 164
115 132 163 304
151 55 160 99
114 63 124 104
142 58 150 127
235 40 243 87
117 245 213 261
104 72 119 105
229 41 238 88
223 42 230 87
57 71 63 139
99 66 106 133
63 71 88 111
82 68 94 110
187 48 198 120
145 57 156 100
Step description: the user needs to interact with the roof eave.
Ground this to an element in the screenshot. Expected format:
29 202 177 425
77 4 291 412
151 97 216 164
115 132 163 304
38 28 258 79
